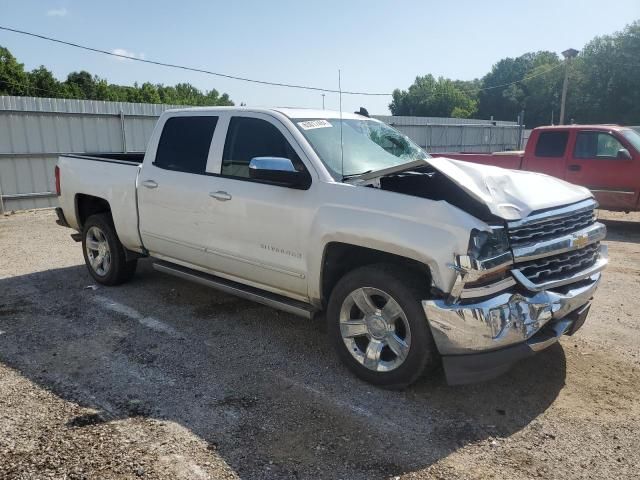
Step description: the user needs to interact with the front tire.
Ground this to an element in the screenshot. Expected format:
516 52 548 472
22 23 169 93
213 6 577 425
327 264 438 389
82 213 137 286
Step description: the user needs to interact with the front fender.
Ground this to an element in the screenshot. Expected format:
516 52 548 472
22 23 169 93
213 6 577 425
306 197 484 303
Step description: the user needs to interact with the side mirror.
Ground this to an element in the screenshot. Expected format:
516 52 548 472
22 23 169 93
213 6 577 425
617 148 632 160
249 157 311 190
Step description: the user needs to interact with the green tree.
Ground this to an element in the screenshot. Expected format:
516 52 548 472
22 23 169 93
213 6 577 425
477 51 561 125
570 20 640 125
389 74 477 118
0 46 236 107
65 71 100 99
203 88 231 106
138 82 161 103
519 61 564 126
27 66 64 97
0 46 29 95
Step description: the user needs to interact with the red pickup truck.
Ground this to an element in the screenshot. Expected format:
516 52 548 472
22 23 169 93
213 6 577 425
440 125 640 212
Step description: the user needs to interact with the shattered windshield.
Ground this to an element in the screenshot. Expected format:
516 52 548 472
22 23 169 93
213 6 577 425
295 118 430 179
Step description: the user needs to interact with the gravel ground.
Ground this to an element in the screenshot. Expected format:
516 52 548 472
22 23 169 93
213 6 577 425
0 209 638 480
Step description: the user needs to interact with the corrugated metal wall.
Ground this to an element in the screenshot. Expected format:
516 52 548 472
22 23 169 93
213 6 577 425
0 95 521 212
0 96 183 211
373 115 521 153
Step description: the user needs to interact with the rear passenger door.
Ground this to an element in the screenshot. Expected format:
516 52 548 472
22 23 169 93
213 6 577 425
202 113 313 299
138 114 219 267
522 130 569 179
565 130 640 210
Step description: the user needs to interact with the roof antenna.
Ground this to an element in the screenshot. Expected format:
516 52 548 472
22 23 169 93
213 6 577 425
339 69 344 181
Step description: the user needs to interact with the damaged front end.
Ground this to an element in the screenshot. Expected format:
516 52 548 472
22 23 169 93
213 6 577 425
423 198 608 385
348 158 607 384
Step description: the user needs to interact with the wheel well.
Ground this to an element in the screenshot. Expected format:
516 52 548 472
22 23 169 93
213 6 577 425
75 194 111 228
321 242 431 306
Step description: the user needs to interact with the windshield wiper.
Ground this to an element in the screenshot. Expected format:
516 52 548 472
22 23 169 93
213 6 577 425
342 170 373 181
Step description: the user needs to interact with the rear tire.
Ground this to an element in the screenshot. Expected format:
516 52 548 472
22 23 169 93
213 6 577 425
327 264 439 389
82 213 137 286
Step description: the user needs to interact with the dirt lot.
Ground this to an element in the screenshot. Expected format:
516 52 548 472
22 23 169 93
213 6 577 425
0 209 639 480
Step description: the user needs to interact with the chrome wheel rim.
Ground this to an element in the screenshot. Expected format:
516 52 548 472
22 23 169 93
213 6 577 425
85 226 111 276
339 287 411 372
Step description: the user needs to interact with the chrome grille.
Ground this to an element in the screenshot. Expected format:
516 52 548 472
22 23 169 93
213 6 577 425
515 243 600 284
509 208 596 247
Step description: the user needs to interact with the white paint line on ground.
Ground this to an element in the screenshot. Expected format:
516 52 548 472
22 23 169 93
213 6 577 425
92 295 181 338
272 373 403 433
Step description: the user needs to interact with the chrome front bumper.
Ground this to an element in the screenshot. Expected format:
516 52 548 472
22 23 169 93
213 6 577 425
424 270 601 385
423 272 601 356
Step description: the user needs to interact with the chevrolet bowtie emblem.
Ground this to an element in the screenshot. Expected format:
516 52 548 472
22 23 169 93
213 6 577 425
573 234 589 248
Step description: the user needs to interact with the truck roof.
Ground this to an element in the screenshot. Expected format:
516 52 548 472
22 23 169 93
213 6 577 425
535 124 628 131
164 106 368 120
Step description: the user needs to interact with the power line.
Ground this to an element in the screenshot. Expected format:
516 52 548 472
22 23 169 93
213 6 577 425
0 26 390 96
0 73 62 96
474 63 565 91
0 25 571 100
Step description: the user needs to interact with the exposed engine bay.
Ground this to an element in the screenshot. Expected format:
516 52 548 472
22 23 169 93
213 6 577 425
356 165 498 222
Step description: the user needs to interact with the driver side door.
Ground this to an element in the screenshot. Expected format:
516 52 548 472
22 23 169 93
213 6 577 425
565 130 640 211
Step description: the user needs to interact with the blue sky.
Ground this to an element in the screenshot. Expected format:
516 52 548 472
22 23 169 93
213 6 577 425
1 0 639 114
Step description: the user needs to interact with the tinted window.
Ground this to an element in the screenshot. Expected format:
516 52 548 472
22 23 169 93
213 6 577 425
222 117 303 178
155 116 218 173
575 131 625 159
534 131 569 157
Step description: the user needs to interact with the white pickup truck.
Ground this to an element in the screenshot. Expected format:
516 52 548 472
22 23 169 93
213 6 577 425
55 107 608 387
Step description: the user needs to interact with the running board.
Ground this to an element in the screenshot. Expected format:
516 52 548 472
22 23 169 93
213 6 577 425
152 262 317 319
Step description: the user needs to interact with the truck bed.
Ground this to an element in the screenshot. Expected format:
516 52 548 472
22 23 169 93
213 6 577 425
57 152 143 250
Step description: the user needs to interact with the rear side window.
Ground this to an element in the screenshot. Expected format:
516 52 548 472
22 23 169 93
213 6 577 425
222 117 303 178
534 132 569 158
155 116 218 173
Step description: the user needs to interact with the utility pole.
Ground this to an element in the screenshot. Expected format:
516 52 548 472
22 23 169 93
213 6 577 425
321 93 325 109
559 48 579 125
517 110 525 149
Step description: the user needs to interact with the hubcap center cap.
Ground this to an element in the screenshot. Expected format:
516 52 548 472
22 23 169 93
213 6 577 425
366 315 388 339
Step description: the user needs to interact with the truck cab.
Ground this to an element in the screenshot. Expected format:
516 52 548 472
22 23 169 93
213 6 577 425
522 125 640 211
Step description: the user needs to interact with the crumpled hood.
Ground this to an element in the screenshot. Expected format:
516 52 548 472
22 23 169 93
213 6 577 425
428 156 593 220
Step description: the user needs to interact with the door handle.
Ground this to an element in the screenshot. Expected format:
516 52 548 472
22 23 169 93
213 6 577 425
142 180 158 189
209 191 232 201
568 164 581 172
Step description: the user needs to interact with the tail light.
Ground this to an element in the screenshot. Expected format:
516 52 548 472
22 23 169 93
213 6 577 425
54 165 61 196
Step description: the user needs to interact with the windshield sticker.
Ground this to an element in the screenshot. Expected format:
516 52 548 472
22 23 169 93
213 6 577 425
298 120 333 130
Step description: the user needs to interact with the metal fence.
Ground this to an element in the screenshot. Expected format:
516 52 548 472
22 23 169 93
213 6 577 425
373 115 522 153
0 96 184 212
0 95 521 212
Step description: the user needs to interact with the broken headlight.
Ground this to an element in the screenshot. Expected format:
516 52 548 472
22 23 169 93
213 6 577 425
468 227 510 260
